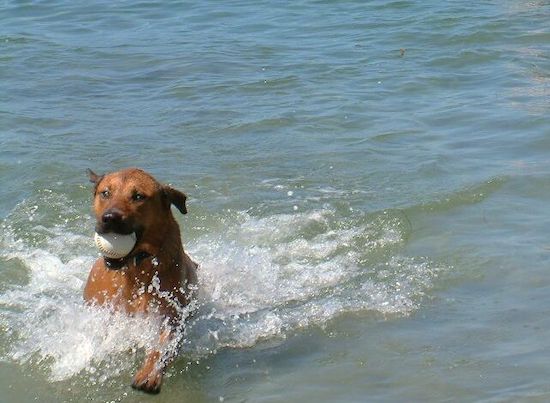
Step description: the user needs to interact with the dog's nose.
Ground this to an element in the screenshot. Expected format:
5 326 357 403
102 209 124 224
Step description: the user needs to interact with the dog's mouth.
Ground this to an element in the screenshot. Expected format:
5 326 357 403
94 220 144 271
94 209 148 270
97 232 142 271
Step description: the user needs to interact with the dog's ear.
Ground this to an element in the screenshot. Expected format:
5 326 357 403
163 185 188 215
86 169 104 192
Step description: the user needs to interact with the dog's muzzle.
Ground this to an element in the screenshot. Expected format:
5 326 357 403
96 208 135 235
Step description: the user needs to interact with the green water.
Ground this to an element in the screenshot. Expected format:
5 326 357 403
1 1 549 401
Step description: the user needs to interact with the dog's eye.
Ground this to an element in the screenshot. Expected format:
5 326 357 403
100 190 110 199
132 192 146 202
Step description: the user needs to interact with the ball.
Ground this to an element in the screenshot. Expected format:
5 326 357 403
94 232 137 259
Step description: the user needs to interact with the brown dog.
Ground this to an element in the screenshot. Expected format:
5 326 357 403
84 168 197 394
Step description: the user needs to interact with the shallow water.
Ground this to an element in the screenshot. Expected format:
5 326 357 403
1 1 549 402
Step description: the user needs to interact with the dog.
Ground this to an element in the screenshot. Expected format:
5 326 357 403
84 168 198 394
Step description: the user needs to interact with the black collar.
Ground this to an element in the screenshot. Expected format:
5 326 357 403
104 251 152 270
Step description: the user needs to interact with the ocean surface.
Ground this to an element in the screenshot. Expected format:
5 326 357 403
1 1 549 402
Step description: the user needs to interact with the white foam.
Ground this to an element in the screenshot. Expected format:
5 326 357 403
187 208 442 352
0 226 161 381
0 196 444 382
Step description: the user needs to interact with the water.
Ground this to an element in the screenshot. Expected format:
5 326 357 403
1 0 549 401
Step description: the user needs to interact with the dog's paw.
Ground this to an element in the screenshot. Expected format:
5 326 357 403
131 367 163 394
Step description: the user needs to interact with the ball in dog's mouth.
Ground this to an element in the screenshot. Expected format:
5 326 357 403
94 232 137 259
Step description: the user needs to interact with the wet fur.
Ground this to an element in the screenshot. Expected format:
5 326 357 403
83 168 197 394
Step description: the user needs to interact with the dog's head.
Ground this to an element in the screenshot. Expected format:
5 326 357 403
87 168 187 239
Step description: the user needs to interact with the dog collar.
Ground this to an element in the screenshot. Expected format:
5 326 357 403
104 251 152 270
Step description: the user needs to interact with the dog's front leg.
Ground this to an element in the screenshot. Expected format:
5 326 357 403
131 327 178 394
131 350 164 394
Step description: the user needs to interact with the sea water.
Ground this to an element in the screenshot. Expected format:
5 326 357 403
1 1 549 402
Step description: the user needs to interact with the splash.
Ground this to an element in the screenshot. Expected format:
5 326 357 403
0 193 444 382
187 208 441 352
